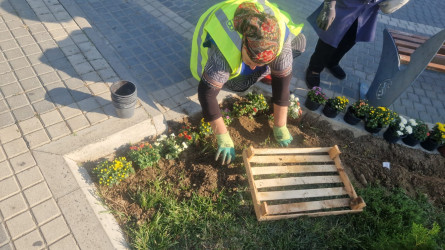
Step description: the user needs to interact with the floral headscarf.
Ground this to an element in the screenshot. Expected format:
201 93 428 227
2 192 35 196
233 2 280 64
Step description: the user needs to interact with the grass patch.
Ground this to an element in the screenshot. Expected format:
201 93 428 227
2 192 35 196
124 180 445 249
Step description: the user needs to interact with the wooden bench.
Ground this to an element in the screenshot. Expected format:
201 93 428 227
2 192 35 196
388 29 445 73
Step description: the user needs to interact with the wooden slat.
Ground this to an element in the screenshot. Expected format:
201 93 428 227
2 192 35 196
261 202 268 216
394 38 422 50
258 209 363 221
350 197 366 210
252 147 331 155
255 175 342 188
431 54 445 65
249 154 332 164
389 29 445 73
395 47 445 66
399 54 445 73
242 149 262 220
266 198 351 215
398 46 416 55
391 33 427 44
426 62 445 72
390 29 445 54
389 29 430 40
397 44 445 57
328 145 341 160
333 157 358 199
393 39 445 55
257 187 348 201
251 164 337 175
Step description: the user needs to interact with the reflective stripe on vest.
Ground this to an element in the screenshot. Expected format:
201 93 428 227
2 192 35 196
193 4 221 81
214 9 243 55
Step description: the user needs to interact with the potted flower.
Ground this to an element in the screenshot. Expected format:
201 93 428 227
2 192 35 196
364 106 397 134
288 94 303 120
383 115 410 143
344 99 369 125
402 119 428 147
322 96 349 118
420 122 445 151
305 86 327 111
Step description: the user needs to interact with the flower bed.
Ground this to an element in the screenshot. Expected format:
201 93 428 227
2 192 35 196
87 94 445 249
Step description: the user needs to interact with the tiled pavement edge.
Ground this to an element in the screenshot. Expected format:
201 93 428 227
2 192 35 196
1 0 444 249
1 0 168 248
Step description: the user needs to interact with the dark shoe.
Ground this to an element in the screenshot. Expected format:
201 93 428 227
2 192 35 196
327 65 346 80
305 69 320 89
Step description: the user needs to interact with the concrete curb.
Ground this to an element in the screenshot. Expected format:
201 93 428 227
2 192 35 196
33 107 167 249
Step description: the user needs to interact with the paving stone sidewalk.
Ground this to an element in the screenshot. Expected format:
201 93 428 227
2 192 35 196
0 0 444 249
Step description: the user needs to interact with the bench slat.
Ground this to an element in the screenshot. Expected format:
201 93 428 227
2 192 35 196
399 54 445 73
389 29 430 40
389 29 445 73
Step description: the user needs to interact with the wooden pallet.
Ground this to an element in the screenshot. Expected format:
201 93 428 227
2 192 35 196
388 29 445 73
242 145 365 221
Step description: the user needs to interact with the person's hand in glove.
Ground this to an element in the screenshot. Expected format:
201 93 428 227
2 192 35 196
273 125 293 147
379 0 409 14
215 132 236 164
316 0 336 31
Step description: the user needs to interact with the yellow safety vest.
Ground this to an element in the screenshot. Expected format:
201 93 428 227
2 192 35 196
190 0 304 81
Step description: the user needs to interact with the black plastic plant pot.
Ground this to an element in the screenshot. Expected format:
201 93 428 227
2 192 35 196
115 106 136 119
304 98 321 111
438 145 445 158
343 107 361 125
383 127 400 144
110 81 137 119
420 137 439 151
364 123 382 134
402 134 419 147
322 104 338 118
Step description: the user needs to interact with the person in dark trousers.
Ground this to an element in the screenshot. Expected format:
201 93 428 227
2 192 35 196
305 0 409 88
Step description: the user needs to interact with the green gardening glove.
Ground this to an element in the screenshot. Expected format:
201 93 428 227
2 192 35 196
215 132 236 164
273 125 293 147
